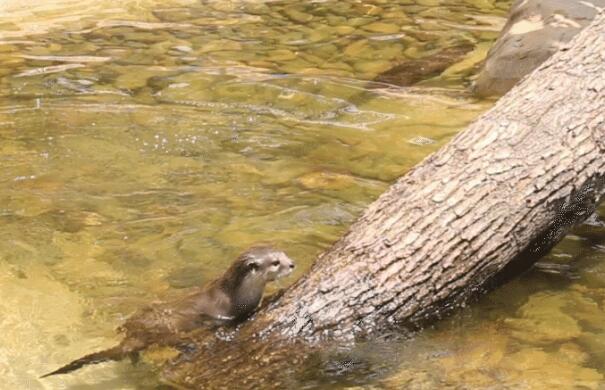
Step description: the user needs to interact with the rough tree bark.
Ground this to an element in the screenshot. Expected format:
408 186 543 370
162 13 605 389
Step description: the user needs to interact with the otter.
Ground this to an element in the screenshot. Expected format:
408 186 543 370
41 245 295 378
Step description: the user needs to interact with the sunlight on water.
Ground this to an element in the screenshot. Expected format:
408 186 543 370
2 0 604 389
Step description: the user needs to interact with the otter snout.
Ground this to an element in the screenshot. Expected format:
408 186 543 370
280 256 295 277
264 250 295 281
241 246 296 282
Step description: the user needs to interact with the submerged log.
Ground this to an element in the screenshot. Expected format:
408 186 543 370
372 44 474 87
163 13 605 389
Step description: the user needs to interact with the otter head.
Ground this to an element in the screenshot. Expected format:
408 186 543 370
241 246 295 282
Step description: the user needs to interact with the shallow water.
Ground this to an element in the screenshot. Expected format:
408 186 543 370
2 0 604 389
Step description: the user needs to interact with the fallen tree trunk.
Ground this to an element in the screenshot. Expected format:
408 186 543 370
163 12 605 389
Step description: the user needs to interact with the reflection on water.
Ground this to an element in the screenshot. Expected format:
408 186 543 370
2 0 603 389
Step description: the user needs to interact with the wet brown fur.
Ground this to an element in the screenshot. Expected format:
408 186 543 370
41 246 294 378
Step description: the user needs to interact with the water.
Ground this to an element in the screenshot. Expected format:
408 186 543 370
2 0 604 389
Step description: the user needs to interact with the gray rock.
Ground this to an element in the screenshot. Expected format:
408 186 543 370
474 0 605 97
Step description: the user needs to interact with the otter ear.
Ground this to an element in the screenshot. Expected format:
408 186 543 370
245 258 260 271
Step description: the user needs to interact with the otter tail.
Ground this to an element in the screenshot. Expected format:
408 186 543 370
40 341 142 378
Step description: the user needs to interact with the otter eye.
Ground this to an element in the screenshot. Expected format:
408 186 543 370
271 260 280 267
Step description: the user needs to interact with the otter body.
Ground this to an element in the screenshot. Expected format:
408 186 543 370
41 246 295 378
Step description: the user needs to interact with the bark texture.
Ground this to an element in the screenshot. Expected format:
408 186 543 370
163 12 605 389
